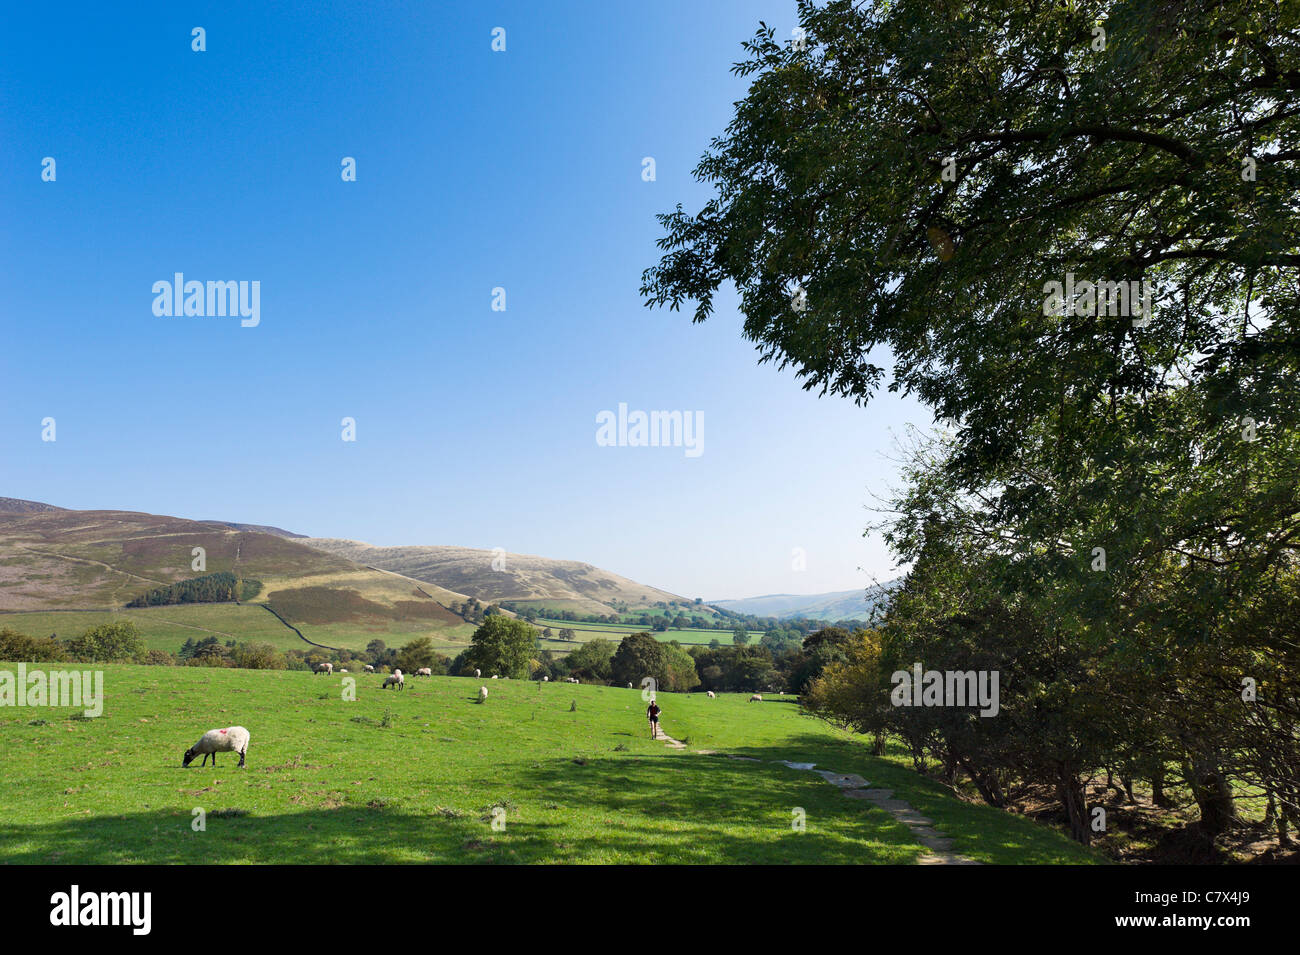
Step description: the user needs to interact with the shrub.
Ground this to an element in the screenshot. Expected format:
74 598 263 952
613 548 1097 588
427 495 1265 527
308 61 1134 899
0 627 67 662
63 622 146 663
231 642 287 670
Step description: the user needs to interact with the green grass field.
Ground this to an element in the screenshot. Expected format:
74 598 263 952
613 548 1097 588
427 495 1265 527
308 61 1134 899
0 606 302 654
0 662 1100 864
0 605 479 656
533 617 762 648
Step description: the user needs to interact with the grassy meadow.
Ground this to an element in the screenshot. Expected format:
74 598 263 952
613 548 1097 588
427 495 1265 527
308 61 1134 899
533 617 764 651
0 662 1100 864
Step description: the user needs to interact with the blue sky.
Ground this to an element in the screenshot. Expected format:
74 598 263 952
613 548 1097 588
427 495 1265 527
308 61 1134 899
0 0 928 600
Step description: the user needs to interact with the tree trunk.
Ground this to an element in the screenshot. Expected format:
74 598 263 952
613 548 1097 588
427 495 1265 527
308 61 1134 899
1057 764 1091 845
1184 758 1237 836
1152 763 1172 808
959 757 1007 808
1121 775 1135 804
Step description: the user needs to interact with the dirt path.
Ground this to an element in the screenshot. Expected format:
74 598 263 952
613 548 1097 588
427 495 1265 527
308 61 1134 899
775 761 980 864
651 728 686 749
656 728 978 864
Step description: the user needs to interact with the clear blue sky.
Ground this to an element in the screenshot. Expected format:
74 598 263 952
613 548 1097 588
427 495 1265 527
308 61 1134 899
0 0 927 601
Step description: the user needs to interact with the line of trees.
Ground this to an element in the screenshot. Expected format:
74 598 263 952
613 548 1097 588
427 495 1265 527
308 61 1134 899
640 1 1300 853
126 572 261 607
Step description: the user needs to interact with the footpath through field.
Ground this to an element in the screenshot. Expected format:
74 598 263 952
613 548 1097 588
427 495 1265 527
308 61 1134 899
659 727 979 865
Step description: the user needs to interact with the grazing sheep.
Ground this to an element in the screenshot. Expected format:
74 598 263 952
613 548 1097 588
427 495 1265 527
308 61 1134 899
415 667 432 677
627 682 633 688
491 675 498 680
478 686 488 702
339 668 349 674
183 726 250 768
382 669 405 691
363 664 375 673
313 662 333 675
707 690 716 698
541 675 549 682
473 668 481 678
749 693 763 702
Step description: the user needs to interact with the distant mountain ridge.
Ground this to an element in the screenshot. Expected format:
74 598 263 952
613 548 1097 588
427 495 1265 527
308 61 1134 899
300 538 703 618
710 583 897 621
0 497 66 515
0 499 711 623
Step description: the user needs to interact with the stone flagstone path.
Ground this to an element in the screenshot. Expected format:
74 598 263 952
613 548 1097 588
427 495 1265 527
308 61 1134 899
659 733 980 863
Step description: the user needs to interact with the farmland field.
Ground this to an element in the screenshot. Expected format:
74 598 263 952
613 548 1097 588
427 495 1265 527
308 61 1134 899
532 617 763 649
0 606 304 654
0 663 1099 865
0 605 479 656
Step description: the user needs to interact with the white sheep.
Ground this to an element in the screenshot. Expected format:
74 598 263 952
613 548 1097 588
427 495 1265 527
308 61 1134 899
183 726 250 768
313 662 333 675
541 675 549 682
627 682 633 688
749 693 763 702
415 667 432 677
707 690 716 698
478 686 488 702
382 669 405 691
363 664 375 673
339 668 349 674
491 674 498 680
473 668 481 678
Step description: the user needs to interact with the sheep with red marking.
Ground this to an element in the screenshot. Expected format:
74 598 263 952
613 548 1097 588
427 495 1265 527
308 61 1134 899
183 726 250 768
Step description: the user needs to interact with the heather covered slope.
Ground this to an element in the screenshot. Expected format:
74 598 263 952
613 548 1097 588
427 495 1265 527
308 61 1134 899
0 505 477 647
302 538 710 618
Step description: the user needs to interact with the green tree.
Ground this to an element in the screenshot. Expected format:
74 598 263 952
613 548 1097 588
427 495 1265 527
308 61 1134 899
232 642 287 670
463 616 537 679
662 641 701 692
65 621 145 662
395 636 438 673
0 627 66 662
566 638 617 682
610 632 668 690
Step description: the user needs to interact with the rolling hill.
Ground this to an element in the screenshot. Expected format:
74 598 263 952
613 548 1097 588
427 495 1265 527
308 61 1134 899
710 583 897 622
0 500 478 651
300 538 707 618
0 498 721 651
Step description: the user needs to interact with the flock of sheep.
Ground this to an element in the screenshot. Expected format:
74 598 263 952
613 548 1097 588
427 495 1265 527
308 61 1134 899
182 661 764 769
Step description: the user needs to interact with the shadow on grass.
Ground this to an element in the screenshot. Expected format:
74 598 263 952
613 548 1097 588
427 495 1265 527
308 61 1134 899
0 729 1098 865
1 740 923 865
671 731 1104 865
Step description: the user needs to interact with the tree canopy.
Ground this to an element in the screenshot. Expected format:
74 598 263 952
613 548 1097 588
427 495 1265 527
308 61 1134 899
645 0 1300 850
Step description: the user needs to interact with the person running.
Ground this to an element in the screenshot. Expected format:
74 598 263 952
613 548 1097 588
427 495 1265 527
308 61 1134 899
646 699 661 739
